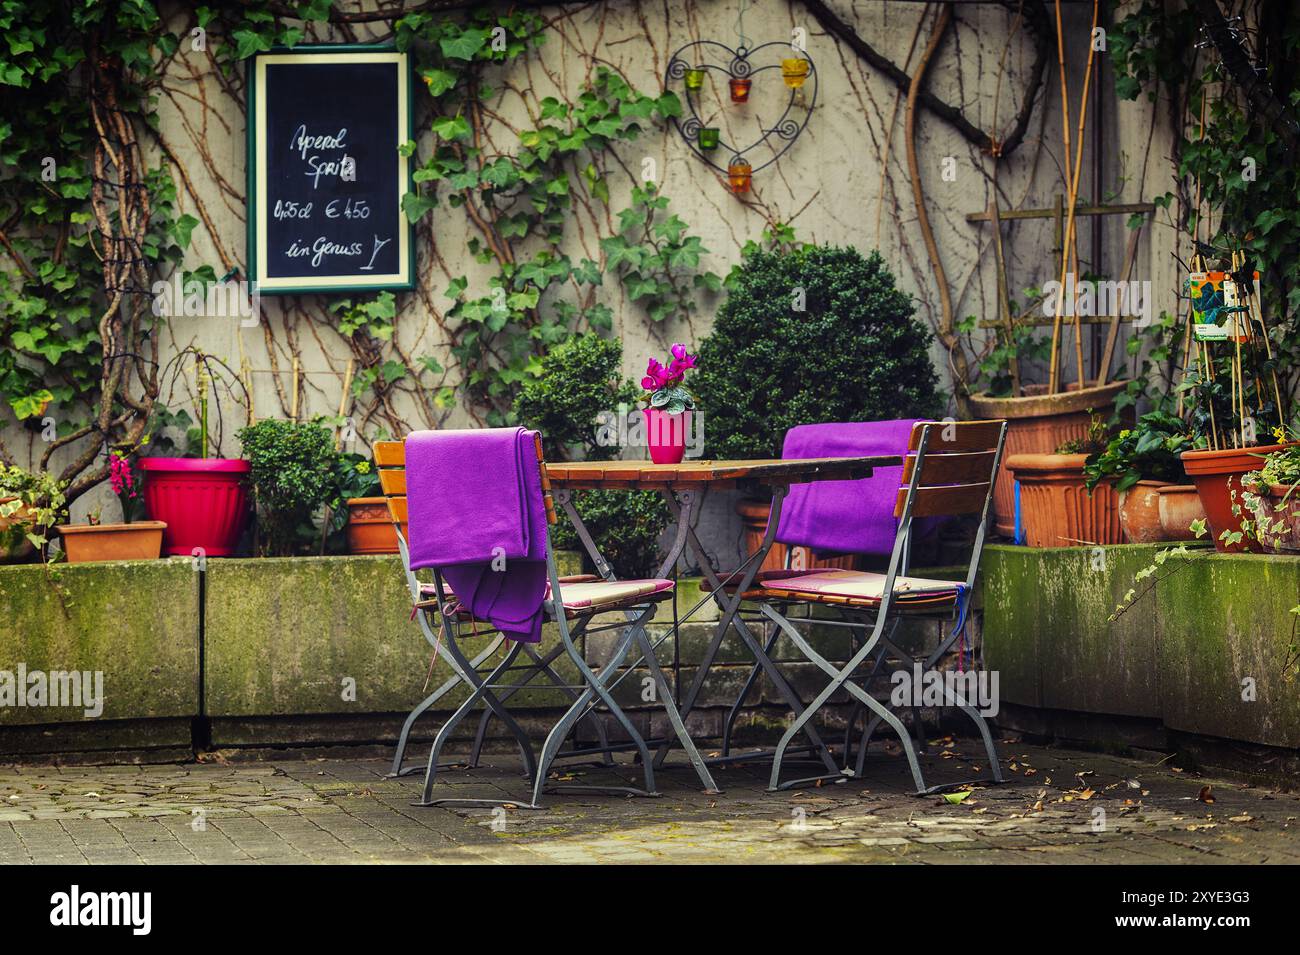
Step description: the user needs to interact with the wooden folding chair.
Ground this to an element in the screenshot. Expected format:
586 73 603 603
374 438 613 781
718 420 1009 793
379 433 717 807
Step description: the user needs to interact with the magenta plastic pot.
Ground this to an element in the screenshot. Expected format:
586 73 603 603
643 408 692 465
137 457 251 557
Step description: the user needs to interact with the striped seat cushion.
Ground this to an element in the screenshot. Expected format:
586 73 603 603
419 575 672 614
553 578 674 611
761 569 958 604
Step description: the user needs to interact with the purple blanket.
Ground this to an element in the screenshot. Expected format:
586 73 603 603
775 420 925 557
405 428 548 643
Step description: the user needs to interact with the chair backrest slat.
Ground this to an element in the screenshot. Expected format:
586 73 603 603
378 468 406 496
894 481 992 518
533 432 558 526
373 440 405 466
901 449 998 486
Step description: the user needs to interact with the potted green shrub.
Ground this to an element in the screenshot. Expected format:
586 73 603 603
1082 410 1198 543
0 465 66 564
692 240 942 567
237 418 343 557
1177 251 1288 552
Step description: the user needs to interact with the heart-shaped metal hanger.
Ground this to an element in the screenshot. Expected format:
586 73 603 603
665 39 817 191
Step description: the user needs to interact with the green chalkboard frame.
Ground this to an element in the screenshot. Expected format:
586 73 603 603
246 44 415 296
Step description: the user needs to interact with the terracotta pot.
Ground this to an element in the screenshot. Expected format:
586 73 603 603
56 521 166 563
1155 484 1207 542
735 498 861 574
1244 484 1300 554
0 497 40 564
969 380 1128 539
1180 444 1285 553
1118 480 1173 543
1005 452 1122 548
138 457 251 557
346 497 400 554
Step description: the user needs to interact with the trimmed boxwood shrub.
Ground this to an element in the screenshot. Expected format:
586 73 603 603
694 245 944 459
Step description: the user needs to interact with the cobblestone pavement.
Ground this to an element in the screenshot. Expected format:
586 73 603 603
2 739 1299 864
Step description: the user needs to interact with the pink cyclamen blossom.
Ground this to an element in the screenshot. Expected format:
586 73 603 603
642 347 698 393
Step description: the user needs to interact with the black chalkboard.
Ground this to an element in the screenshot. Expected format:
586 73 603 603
247 47 413 294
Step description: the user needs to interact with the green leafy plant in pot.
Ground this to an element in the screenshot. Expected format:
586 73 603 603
238 418 348 557
1082 410 1198 543
0 465 66 564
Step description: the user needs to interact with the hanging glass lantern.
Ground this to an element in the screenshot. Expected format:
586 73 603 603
781 58 810 89
698 127 720 151
727 159 752 194
729 76 751 103
684 68 705 91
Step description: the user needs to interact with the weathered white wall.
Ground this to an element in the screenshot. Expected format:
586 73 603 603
6 0 1185 528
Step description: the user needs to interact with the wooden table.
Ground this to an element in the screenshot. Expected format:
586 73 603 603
546 455 902 788
545 457 888 490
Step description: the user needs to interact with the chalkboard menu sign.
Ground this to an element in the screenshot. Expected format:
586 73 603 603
247 46 413 294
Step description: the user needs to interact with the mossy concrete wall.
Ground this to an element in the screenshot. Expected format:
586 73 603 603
983 543 1300 750
8 546 1299 757
0 558 199 752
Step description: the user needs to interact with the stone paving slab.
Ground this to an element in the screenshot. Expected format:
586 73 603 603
2 739 1299 864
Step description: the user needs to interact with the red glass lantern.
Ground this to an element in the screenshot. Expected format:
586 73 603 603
729 76 751 103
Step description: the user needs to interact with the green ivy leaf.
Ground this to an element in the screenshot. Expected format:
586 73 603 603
440 28 489 61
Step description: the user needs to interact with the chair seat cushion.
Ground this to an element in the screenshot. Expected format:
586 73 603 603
761 569 958 605
419 575 672 615
553 577 674 611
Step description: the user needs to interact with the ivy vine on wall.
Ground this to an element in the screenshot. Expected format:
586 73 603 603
0 0 718 503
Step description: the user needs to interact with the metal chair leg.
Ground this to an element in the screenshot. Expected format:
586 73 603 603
389 633 506 777
633 625 720 793
418 642 538 808
721 626 778 757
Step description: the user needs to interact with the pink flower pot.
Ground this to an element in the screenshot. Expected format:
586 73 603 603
643 408 692 465
138 457 251 557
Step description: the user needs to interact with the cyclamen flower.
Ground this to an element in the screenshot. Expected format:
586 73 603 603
642 347 698 394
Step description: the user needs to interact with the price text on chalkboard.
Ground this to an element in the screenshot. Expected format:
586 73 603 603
247 47 413 294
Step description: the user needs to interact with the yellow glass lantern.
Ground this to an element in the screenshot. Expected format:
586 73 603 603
729 76 751 103
727 160 752 195
781 58 809 89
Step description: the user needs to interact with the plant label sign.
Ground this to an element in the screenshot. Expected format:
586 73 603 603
247 46 413 294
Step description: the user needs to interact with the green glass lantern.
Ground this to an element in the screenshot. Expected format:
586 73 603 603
698 127 720 151
684 68 705 91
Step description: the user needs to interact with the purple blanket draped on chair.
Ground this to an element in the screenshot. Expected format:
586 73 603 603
405 427 548 644
775 419 928 557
